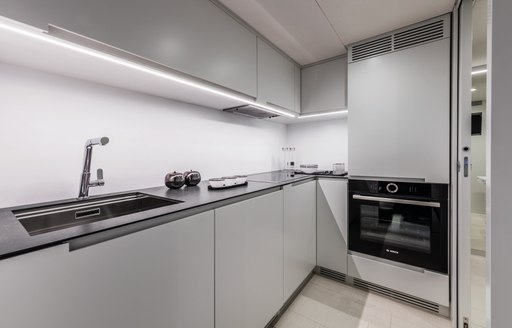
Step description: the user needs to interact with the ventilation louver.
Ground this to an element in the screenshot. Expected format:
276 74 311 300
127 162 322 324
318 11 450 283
350 36 392 62
349 16 449 63
353 278 442 314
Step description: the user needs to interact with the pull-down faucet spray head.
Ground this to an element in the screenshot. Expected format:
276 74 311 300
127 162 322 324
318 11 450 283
78 136 109 199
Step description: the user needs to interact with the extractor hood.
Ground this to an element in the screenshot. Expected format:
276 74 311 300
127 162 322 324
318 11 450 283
223 104 279 119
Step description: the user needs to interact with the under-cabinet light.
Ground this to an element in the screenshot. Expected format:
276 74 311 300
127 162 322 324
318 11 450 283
0 18 296 118
471 69 487 75
471 88 477 92
298 110 348 119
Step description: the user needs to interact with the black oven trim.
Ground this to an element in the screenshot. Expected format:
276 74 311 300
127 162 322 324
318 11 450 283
348 179 449 274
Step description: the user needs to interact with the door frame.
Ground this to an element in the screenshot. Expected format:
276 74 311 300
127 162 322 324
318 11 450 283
452 0 473 327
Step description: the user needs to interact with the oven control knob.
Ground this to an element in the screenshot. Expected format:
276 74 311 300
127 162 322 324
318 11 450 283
386 183 399 193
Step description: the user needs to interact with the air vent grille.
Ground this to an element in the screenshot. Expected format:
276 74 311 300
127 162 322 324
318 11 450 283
318 267 346 283
353 278 441 314
394 20 445 50
349 16 449 63
351 36 392 62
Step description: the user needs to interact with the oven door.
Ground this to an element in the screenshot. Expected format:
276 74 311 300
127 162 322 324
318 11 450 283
348 193 448 273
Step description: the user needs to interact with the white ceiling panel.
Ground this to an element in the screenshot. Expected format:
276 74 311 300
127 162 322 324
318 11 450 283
218 0 456 65
317 0 456 45
217 0 346 65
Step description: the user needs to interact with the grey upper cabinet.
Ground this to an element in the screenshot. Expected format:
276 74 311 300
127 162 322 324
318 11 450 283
0 211 215 328
348 38 450 182
294 64 301 113
257 38 295 111
215 191 284 328
283 181 317 300
0 0 258 97
317 179 348 275
301 57 347 113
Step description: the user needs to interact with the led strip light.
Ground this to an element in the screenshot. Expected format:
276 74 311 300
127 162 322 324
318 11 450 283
0 18 296 118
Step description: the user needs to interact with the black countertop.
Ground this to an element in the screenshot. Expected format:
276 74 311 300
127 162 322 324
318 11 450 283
0 171 346 260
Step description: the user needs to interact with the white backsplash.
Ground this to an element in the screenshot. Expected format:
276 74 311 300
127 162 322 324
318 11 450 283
0 63 287 207
287 118 348 172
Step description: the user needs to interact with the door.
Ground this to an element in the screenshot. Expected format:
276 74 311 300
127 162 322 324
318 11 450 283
283 180 316 300
348 180 449 273
215 191 284 328
456 0 474 327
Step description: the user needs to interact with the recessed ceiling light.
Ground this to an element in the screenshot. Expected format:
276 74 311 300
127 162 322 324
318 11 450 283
471 69 487 75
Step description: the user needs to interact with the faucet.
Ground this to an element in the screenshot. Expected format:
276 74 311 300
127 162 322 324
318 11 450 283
78 137 109 199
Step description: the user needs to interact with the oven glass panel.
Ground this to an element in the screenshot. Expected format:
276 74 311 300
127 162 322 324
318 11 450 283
359 203 432 253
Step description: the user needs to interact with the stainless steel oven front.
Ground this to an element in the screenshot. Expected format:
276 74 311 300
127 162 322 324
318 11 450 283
348 179 449 274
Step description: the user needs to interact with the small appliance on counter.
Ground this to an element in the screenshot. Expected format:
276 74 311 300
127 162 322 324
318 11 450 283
208 175 248 190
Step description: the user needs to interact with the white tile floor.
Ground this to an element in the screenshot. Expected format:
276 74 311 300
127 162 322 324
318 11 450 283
275 275 452 328
471 255 486 328
471 213 486 254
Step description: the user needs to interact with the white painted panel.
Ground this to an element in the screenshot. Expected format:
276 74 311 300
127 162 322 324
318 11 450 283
348 39 451 182
217 0 346 65
348 254 449 306
283 181 316 299
317 179 348 274
0 211 215 328
0 0 258 96
258 38 295 110
215 191 284 328
287 118 348 171
487 0 512 326
0 63 286 208
301 57 347 113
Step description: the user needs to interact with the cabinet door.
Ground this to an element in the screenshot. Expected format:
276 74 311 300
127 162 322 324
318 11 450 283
0 211 215 328
215 191 284 328
283 181 316 300
348 39 450 182
317 179 348 274
294 64 301 113
301 57 347 113
257 38 295 110
0 0 258 97
0 244 71 328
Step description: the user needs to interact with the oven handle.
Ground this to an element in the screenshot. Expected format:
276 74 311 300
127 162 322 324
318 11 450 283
352 194 441 208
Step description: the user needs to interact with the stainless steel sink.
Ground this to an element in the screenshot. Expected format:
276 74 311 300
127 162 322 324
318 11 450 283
14 193 183 236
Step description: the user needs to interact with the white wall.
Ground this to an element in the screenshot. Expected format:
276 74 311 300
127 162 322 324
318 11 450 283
487 0 512 326
0 63 287 208
287 118 348 171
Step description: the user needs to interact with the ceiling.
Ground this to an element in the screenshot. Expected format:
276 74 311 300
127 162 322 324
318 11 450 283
218 0 457 65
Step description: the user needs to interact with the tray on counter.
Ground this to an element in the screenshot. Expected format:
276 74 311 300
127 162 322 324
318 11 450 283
208 182 248 190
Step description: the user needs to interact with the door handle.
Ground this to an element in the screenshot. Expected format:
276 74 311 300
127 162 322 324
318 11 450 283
464 156 469 178
352 194 441 208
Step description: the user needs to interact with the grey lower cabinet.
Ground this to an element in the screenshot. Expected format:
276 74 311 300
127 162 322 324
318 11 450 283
283 180 317 300
0 211 215 328
301 57 347 114
215 191 284 328
317 179 348 274
257 38 296 111
0 0 258 97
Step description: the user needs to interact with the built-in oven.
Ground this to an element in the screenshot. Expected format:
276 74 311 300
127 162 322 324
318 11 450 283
348 179 449 274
